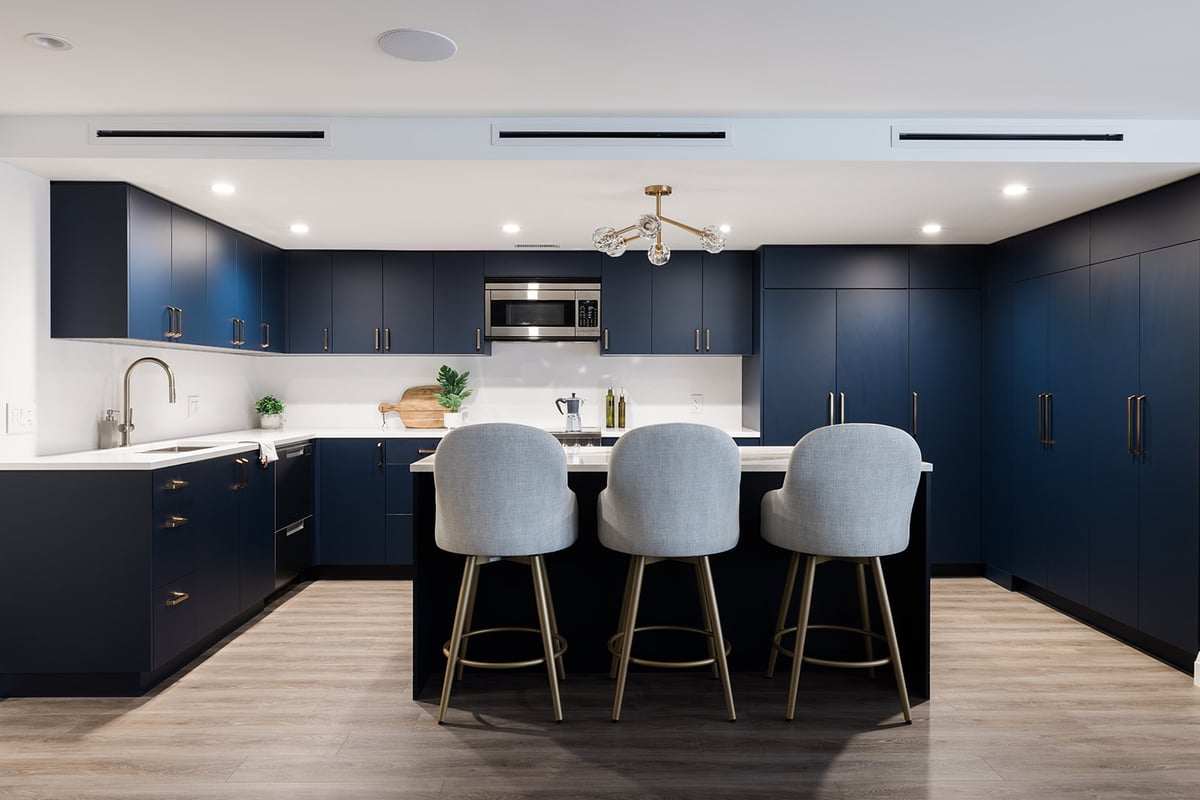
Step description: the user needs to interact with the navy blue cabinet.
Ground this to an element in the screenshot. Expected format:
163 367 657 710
287 251 333 353
384 439 440 565
170 206 208 346
650 252 752 354
702 252 753 354
910 289 982 564
318 439 387 565
236 234 265 350
761 245 908 289
331 252 384 354
981 262 1017 575
205 222 240 348
127 187 174 341
836 290 909 429
383 252 434 353
192 458 239 637
433 252 490 354
237 456 276 614
260 245 286 351
601 252 653 354
484 251 600 280
652 252 704 353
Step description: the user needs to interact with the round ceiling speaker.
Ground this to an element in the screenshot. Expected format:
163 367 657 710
377 28 457 62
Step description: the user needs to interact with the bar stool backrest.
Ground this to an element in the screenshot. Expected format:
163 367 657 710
764 423 921 558
599 423 741 558
434 423 577 557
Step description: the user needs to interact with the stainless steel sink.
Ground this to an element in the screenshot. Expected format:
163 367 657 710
138 441 228 454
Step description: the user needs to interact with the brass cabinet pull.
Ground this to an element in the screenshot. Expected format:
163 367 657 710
1037 393 1045 444
705 328 711 352
239 319 246 346
694 328 701 352
912 391 918 437
1127 395 1135 455
177 307 183 339
828 392 835 426
165 590 189 607
375 327 381 352
165 478 189 491
604 328 610 351
262 322 270 350
385 328 391 352
231 318 239 346
323 327 329 352
839 392 846 424
284 520 306 537
166 306 183 339
1136 395 1146 456
475 327 482 352
376 442 383 468
1045 392 1055 445
234 456 249 490
165 515 188 529
417 448 437 455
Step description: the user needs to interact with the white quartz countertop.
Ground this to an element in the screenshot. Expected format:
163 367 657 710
0 423 762 471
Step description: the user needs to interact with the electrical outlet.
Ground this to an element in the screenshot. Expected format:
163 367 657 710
187 396 200 418
5 402 35 435
690 394 703 414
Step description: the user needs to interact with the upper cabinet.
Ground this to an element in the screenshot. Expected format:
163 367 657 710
287 251 333 353
600 252 653 354
433 252 490 355
51 182 284 351
383 252 434 354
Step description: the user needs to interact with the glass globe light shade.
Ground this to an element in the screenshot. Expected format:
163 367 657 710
700 225 727 254
647 241 671 266
604 237 627 257
635 214 662 240
593 226 616 250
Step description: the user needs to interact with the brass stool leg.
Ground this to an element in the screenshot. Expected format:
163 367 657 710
438 555 477 723
785 555 818 721
455 559 482 681
530 555 564 722
694 560 720 679
541 562 566 680
612 555 646 722
698 556 736 721
767 551 801 678
855 561 877 679
609 557 637 678
871 557 912 724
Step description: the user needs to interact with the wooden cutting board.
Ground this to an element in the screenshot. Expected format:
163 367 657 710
379 385 445 428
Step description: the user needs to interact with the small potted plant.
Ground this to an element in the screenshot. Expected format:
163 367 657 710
434 365 471 428
254 395 285 429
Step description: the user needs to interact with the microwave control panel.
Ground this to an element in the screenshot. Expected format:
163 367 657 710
577 298 599 329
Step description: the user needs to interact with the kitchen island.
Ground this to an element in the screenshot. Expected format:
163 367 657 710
410 447 932 700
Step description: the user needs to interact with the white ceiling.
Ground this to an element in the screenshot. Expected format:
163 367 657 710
4 0 1200 251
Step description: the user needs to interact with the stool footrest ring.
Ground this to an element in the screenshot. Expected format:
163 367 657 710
443 626 568 670
770 623 889 669
607 624 732 670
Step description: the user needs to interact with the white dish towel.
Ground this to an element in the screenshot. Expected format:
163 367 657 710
257 440 278 467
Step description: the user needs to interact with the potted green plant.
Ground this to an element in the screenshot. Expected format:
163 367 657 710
254 395 285 429
434 365 471 428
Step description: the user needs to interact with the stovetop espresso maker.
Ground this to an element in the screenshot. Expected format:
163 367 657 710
555 392 585 432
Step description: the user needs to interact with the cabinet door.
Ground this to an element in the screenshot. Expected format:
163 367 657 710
835 289 908 429
1010 277 1049 586
382 252 434 353
909 289 982 564
238 459 276 612
319 439 386 565
205 222 240 348
981 266 1017 574
652 251 704 353
1088 255 1140 627
260 246 286 351
761 289 836 445
331 251 383 354
287 251 332 353
701 251 752 355
433 252 489 354
193 457 240 638
1138 242 1200 654
600 252 652 354
127 187 175 341
237 234 264 344
170 205 208 346
1042 267 1091 605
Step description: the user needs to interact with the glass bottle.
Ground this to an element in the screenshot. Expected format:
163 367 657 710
617 388 626 428
605 387 615 428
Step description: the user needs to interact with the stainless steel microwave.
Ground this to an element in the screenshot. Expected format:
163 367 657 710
484 282 601 341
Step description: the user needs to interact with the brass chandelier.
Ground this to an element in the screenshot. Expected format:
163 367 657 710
592 185 726 266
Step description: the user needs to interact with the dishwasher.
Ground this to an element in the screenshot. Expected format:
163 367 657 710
274 441 314 589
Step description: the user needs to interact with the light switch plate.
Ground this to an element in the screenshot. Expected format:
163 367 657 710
188 395 200 418
690 394 703 414
5 402 35 435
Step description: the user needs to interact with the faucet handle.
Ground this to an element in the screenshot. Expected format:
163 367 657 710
119 407 134 434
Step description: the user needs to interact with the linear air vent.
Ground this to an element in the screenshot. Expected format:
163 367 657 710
892 125 1126 149
513 243 562 249
492 123 732 147
89 124 331 146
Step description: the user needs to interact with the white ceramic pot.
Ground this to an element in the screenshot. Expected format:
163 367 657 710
260 413 283 429
442 411 463 429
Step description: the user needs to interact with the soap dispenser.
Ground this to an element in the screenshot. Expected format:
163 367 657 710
98 409 120 449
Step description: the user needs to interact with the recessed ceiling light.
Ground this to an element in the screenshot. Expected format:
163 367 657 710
922 223 943 235
718 224 732 234
211 182 236 195
24 32 73 51
1003 183 1029 197
377 28 457 62
502 223 521 234
289 223 310 234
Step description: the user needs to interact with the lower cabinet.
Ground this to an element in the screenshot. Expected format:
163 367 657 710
0 448 277 695
317 437 438 567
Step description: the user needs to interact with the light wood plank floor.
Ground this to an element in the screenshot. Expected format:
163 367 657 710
2 578 1197 799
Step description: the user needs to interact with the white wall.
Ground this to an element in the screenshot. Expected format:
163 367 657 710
0 164 745 457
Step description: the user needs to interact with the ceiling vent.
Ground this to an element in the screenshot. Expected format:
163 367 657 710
513 243 562 249
89 124 331 146
491 123 732 147
892 125 1125 149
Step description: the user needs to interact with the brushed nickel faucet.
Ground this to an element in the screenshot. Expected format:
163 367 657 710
119 357 176 447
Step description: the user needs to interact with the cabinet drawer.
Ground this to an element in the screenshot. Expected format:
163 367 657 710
154 513 196 587
275 516 313 589
153 574 196 669
384 438 439 465
386 514 414 566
